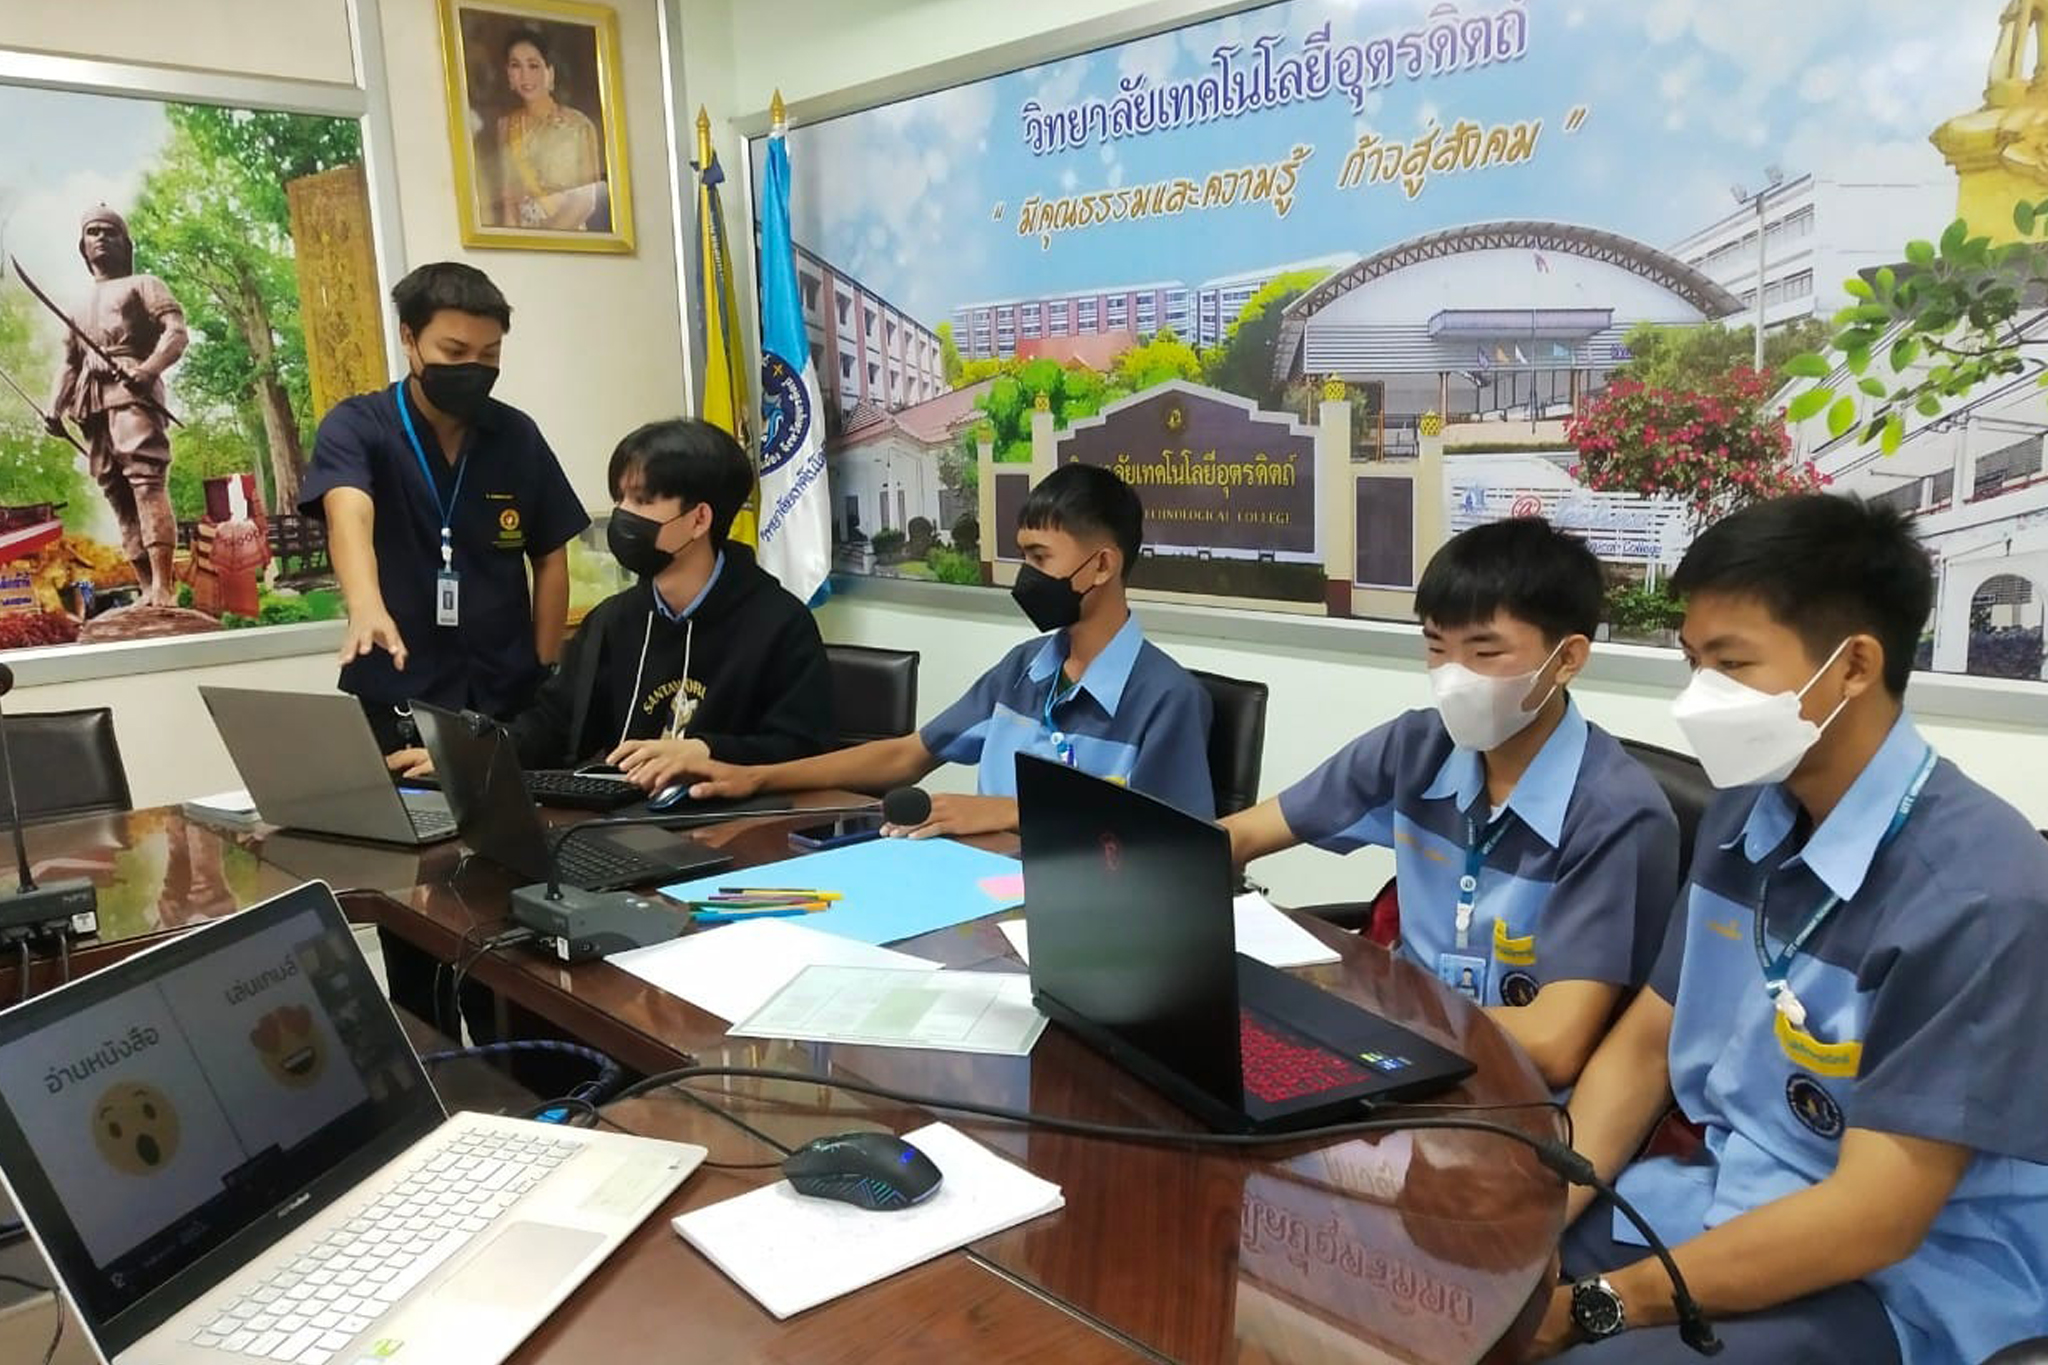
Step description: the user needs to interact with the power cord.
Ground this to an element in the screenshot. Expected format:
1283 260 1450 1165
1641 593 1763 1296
607 1063 1723 1357
419 1037 622 1110
441 924 537 1044
0 1271 64 1365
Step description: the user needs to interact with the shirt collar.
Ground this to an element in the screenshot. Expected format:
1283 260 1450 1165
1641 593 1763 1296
1725 710 1931 902
1419 697 1587 848
1025 612 1145 718
653 550 724 622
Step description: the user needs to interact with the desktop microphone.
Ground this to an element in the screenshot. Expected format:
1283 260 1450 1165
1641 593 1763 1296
0 663 98 941
505 788 930 961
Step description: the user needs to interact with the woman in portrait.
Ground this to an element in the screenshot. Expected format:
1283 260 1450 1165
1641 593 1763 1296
492 28 602 231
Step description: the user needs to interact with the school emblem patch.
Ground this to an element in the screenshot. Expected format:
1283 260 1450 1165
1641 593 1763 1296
1498 970 1540 1007
760 352 812 476
1785 1074 1844 1139
498 507 520 532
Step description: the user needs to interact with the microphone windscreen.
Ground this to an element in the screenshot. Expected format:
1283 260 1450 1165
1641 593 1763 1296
881 786 931 827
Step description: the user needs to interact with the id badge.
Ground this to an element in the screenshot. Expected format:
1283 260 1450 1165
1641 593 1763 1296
1436 952 1489 1003
435 570 460 626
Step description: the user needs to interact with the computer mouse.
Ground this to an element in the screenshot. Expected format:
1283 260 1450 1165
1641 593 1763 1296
781 1131 943 1211
647 783 692 812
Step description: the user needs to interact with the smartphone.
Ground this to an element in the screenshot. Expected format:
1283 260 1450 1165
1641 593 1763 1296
788 814 888 851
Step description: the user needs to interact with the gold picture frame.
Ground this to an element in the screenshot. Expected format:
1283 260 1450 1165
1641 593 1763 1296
436 0 634 253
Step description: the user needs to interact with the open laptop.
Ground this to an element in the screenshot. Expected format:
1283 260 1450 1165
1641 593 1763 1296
1016 756 1474 1134
199 689 456 847
0 881 704 1365
410 701 730 893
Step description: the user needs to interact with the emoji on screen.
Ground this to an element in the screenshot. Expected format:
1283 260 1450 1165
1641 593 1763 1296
249 1004 325 1089
92 1083 181 1176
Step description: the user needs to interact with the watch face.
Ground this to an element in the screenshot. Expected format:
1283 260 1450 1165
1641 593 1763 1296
1572 1279 1625 1337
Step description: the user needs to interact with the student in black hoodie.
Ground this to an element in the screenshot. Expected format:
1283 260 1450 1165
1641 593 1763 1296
385 417 832 777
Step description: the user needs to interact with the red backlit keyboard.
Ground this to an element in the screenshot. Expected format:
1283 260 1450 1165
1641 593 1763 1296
1239 1010 1375 1104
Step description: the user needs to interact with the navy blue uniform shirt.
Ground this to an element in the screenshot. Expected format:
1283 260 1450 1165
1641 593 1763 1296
301 383 588 719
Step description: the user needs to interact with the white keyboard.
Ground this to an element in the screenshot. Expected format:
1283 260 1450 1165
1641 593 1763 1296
185 1128 581 1363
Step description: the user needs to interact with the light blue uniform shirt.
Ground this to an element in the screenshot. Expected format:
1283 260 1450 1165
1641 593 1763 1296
1623 712 2048 1365
918 613 1215 817
1278 702 1679 1005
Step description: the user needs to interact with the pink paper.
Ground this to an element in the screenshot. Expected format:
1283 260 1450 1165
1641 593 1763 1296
977 871 1026 901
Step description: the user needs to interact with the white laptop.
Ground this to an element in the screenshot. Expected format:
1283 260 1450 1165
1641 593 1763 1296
0 881 704 1365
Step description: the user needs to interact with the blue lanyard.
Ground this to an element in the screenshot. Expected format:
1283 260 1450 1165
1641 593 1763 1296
394 382 467 572
1753 747 1937 1021
1453 811 1514 950
1043 672 1081 767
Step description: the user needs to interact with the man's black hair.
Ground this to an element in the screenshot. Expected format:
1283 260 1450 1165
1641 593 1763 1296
1670 493 1932 696
1018 463 1143 579
1414 516 1603 643
391 262 512 337
607 418 754 546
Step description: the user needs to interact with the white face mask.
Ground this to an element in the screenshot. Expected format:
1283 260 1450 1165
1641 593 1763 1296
1670 640 1851 789
1428 640 1568 753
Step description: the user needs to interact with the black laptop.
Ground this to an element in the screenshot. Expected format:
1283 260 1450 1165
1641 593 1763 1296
410 702 730 892
1016 755 1474 1133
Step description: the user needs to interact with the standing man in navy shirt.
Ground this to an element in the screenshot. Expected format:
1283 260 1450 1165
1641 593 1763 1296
300 263 589 751
1537 495 2048 1363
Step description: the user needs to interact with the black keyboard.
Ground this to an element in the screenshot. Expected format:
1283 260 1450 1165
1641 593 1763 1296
522 770 643 811
558 838 668 889
1239 1010 1375 1104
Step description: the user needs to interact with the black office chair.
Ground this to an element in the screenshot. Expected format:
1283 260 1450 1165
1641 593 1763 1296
3 706 132 825
1982 1339 2048 1364
1190 670 1268 818
824 644 919 748
1617 737 1711 871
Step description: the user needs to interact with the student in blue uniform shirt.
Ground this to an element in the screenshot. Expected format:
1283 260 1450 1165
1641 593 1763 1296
666 463 1215 834
1225 518 1680 1089
300 263 588 753
1536 494 2048 1364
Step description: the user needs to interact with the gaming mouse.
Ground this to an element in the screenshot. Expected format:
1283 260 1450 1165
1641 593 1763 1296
781 1131 943 1211
647 782 693 812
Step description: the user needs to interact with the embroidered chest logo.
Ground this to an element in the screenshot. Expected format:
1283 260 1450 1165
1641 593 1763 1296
1498 970 1540 1007
1784 1074 1845 1140
488 495 525 549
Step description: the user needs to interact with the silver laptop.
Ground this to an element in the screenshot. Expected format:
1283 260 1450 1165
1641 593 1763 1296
0 881 704 1365
199 689 457 847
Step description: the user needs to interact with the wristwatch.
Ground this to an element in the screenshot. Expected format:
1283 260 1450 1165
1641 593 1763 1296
1569 1276 1627 1341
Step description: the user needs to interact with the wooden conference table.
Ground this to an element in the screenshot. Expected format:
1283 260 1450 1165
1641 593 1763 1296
9 801 1567 1365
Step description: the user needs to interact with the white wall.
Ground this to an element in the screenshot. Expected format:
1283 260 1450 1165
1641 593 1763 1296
0 0 357 85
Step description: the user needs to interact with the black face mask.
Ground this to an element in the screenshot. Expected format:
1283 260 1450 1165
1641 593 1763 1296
414 361 499 422
608 506 686 579
1010 555 1101 633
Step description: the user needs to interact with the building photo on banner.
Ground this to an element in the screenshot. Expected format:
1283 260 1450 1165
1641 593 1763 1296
0 82 383 654
760 0 2048 685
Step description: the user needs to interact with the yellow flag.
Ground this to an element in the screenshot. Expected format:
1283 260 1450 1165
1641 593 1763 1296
695 122 758 545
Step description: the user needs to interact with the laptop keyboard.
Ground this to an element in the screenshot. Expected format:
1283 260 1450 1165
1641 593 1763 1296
185 1128 580 1363
558 837 665 889
400 801 457 839
1239 1010 1376 1105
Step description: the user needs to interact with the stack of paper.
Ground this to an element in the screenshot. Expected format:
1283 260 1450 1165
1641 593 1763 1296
609 918 938 1023
999 891 1341 969
674 1122 1064 1318
182 789 261 826
730 964 1046 1056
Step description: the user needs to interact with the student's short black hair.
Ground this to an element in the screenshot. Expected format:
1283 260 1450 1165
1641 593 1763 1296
1414 517 1603 643
1671 493 1931 696
607 418 755 546
1018 464 1143 579
391 262 512 337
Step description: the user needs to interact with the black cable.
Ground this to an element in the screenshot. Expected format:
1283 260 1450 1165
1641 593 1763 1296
419 1037 621 1105
614 1063 1723 1356
15 940 27 1005
0 1271 63 1365
55 930 68 987
0 1271 51 1294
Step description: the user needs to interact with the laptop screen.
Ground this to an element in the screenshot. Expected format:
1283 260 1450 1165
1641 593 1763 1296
410 701 547 880
0 883 443 1354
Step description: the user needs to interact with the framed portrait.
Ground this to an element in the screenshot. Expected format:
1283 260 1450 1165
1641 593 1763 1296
436 0 634 253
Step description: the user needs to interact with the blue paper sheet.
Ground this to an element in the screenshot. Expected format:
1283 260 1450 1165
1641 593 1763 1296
658 837 1021 946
